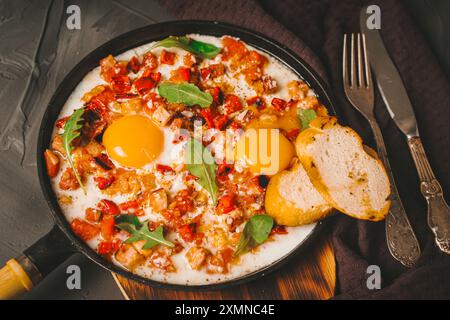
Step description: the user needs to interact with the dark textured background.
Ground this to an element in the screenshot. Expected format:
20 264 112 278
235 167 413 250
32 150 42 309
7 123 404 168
0 0 448 299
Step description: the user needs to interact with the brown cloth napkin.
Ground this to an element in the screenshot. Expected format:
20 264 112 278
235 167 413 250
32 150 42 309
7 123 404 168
160 0 450 299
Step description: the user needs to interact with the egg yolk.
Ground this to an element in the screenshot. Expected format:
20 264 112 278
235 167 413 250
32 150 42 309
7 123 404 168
103 115 164 168
235 128 295 175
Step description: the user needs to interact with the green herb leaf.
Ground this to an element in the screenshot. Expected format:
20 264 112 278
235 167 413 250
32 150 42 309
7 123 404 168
151 36 221 59
117 222 174 250
158 82 213 108
114 214 142 229
234 215 274 257
297 109 317 129
185 138 218 205
62 107 86 194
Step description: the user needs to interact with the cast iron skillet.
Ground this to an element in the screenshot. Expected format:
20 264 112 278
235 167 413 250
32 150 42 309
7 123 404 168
6 21 337 295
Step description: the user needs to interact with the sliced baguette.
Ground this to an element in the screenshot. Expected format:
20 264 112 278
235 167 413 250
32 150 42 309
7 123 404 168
265 160 333 226
295 116 391 221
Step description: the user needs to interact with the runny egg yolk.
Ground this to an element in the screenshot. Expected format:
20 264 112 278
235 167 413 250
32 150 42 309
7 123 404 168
103 115 164 168
235 128 295 176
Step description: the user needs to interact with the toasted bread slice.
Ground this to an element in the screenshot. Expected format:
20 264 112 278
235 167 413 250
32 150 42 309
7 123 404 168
265 160 333 226
295 116 390 221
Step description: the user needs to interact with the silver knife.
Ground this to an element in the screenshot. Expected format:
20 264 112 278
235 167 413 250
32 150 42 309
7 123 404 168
361 8 450 254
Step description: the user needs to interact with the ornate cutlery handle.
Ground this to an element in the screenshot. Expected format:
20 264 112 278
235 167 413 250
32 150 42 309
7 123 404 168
370 121 421 267
408 136 450 253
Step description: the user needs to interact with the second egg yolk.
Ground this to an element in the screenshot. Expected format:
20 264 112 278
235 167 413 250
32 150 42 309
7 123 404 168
235 128 295 176
103 115 164 168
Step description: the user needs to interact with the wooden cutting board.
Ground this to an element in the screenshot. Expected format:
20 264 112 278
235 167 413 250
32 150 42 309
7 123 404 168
112 232 335 300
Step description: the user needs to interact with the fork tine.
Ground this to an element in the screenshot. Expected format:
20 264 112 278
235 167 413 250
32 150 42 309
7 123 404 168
362 33 372 88
343 34 349 87
357 33 363 87
350 33 356 88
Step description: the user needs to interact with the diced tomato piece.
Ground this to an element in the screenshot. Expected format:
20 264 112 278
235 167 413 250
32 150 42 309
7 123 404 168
200 67 212 80
271 98 287 111
94 176 115 190
156 164 174 174
142 52 158 70
133 77 155 95
216 194 236 214
71 218 100 241
85 208 102 222
213 114 229 130
55 116 69 129
222 37 247 60
217 164 233 183
127 56 140 73
44 149 60 178
211 86 223 104
111 75 131 94
150 72 161 84
223 95 242 115
100 215 115 240
178 223 204 244
179 67 191 81
97 239 121 255
86 97 107 117
246 96 266 110
160 50 176 65
200 108 215 129
97 199 120 215
119 200 139 211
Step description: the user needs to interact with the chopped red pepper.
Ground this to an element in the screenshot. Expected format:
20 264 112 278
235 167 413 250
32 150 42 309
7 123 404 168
156 164 174 174
271 98 287 111
97 199 120 215
149 72 161 84
119 200 139 211
223 95 243 115
200 67 212 80
94 176 115 190
71 218 100 241
184 174 199 182
216 194 236 214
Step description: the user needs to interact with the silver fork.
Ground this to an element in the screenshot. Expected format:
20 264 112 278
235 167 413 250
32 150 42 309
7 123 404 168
342 33 421 267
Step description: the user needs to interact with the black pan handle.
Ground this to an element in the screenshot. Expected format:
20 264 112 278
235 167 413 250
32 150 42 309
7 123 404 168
0 225 76 299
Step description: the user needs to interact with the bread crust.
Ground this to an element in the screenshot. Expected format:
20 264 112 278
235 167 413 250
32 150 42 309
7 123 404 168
295 116 391 221
265 162 333 226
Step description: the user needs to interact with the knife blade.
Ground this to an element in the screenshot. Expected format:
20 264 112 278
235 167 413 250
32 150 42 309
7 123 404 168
360 7 450 254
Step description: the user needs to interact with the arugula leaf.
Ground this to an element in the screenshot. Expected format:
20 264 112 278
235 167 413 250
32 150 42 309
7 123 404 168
117 222 174 250
234 215 274 257
158 82 213 108
62 107 86 194
151 36 221 59
297 109 317 129
114 214 142 228
185 138 218 205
